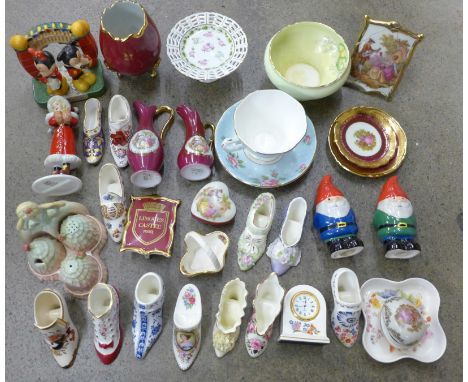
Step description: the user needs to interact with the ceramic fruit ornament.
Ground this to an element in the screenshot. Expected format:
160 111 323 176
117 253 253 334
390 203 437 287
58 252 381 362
191 181 236 225
373 176 420 259
128 100 175 188
34 289 79 368
331 268 362 348
83 98 104 164
88 283 123 364
173 284 202 370
245 273 284 358
108 94 132 168
279 285 330 344
213 278 248 357
237 193 276 271
313 175 364 258
32 96 82 196
180 231 229 277
176 104 215 181
133 272 165 359
100 0 162 77
266 197 307 276
99 163 126 243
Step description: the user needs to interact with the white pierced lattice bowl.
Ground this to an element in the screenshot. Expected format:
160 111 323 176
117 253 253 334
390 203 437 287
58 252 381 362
167 12 248 83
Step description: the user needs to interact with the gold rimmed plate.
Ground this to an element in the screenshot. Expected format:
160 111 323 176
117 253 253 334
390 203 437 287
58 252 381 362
332 106 398 169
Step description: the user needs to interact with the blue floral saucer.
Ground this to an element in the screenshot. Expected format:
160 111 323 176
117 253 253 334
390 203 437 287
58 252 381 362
214 102 317 188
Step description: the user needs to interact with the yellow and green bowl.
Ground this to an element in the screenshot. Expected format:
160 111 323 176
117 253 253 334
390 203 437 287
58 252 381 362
264 22 350 101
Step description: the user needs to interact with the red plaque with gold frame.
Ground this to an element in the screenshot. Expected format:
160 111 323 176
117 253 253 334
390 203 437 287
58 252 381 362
120 195 180 257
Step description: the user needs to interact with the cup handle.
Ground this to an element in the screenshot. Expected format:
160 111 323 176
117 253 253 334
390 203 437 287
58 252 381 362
221 137 244 153
155 105 175 143
204 123 216 152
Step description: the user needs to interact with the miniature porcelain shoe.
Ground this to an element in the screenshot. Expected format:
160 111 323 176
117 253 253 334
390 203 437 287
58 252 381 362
83 98 104 164
88 283 122 364
173 284 202 370
212 278 248 358
108 94 132 168
245 273 284 358
99 163 126 243
34 289 79 368
331 268 362 348
266 197 307 276
132 272 165 359
237 193 276 271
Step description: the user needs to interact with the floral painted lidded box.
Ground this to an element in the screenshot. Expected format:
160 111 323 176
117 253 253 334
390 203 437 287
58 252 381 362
121 195 180 257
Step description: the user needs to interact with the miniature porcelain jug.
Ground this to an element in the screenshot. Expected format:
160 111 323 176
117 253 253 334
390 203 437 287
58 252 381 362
128 101 175 188
100 1 162 77
176 105 215 181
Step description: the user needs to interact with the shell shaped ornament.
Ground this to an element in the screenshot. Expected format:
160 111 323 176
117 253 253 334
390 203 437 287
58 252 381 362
26 237 66 280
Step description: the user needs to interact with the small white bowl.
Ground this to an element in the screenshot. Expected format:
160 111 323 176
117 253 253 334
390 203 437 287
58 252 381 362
167 12 248 83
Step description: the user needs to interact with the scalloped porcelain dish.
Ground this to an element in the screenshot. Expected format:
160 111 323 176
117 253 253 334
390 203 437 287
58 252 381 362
361 278 446 363
167 12 248 83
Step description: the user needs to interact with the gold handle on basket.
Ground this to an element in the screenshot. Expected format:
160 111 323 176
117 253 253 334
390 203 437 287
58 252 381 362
155 105 175 143
204 123 216 152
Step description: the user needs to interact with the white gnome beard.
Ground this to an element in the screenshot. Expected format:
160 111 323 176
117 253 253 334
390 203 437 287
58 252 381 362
377 197 413 218
316 196 350 218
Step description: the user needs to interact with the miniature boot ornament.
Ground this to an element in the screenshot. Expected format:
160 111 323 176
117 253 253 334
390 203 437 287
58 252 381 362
88 283 123 364
238 193 276 271
373 176 421 259
180 231 229 276
133 272 165 359
176 104 215 181
331 268 361 348
108 94 132 168
173 284 202 370
266 197 307 276
313 175 364 258
128 100 175 188
34 289 79 368
245 273 284 358
191 181 236 225
99 163 126 243
32 96 82 196
83 98 104 164
213 278 248 358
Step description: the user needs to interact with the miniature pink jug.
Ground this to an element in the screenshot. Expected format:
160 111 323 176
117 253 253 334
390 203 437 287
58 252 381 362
128 101 174 188
176 105 215 181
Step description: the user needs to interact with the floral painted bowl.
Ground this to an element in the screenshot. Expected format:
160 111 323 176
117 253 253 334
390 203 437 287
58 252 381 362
361 278 446 363
191 181 236 225
264 22 350 100
167 12 248 83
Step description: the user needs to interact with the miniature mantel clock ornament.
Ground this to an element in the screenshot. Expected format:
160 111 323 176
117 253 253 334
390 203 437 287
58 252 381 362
191 181 236 225
121 195 180 258
17 200 108 299
313 175 364 258
279 285 330 344
9 19 105 107
32 96 82 196
128 100 175 188
373 176 420 258
176 104 215 181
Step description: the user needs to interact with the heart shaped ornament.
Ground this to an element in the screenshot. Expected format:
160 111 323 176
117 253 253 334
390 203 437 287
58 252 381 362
191 181 236 225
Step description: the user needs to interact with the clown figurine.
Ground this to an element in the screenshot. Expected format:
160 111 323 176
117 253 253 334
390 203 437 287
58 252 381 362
32 96 82 196
313 175 364 258
28 48 69 96
373 176 420 259
57 42 96 92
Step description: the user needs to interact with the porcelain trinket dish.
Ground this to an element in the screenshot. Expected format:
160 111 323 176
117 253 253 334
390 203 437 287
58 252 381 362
180 231 229 276
361 278 446 363
167 12 248 83
264 22 350 100
191 181 236 225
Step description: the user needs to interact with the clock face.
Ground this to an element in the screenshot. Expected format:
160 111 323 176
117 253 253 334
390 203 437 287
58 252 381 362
290 291 320 321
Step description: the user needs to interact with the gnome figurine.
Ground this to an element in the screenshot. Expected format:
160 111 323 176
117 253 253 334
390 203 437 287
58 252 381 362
373 176 420 259
313 175 364 258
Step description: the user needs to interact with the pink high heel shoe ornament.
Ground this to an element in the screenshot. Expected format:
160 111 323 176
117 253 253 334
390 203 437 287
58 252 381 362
128 100 175 188
176 105 215 181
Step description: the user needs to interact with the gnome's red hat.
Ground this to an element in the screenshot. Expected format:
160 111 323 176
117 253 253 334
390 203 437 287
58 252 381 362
314 175 344 206
377 176 408 203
